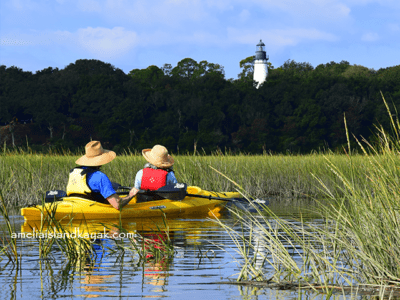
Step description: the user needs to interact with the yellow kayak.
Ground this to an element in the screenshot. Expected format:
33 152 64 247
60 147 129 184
21 186 240 221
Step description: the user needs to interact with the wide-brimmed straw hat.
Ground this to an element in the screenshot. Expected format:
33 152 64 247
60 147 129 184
142 145 174 168
75 141 116 166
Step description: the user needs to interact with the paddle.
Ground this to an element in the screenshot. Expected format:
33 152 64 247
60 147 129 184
39 183 183 203
41 183 269 206
44 190 67 202
118 183 269 205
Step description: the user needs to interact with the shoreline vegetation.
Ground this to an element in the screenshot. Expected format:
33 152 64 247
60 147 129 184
2 59 400 154
214 96 400 297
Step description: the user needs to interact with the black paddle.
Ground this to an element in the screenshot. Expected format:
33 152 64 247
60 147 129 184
39 183 181 203
41 183 269 206
119 183 269 205
44 190 67 202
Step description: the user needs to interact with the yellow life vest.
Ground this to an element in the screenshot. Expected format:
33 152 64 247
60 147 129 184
66 168 92 196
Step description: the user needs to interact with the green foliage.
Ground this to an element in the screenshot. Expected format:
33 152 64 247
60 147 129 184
171 58 224 80
238 55 254 80
128 65 165 90
1 58 400 154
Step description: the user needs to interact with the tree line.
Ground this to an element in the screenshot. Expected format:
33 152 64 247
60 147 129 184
1 57 400 153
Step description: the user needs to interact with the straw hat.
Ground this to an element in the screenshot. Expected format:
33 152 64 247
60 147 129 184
75 141 116 166
142 145 174 168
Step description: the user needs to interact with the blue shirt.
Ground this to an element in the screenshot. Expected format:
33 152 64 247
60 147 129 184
84 168 116 199
134 169 178 189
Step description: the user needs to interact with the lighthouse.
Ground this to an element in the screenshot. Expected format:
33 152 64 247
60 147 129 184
253 40 269 88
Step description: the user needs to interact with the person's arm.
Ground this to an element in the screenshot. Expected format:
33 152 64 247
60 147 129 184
106 187 139 210
166 171 178 185
134 169 143 189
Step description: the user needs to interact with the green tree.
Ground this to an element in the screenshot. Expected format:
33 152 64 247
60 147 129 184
171 58 199 79
238 56 254 80
128 65 165 90
194 60 225 79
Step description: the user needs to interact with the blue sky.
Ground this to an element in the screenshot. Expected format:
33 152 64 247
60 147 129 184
1 0 399 79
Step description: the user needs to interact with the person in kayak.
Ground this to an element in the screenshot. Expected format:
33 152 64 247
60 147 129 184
67 141 138 210
134 145 178 197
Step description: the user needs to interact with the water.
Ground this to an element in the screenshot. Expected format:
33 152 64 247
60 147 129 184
0 200 359 299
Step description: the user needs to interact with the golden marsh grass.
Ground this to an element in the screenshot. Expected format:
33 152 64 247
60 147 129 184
0 149 378 211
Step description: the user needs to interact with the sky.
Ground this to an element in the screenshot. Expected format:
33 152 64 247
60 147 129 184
1 0 400 80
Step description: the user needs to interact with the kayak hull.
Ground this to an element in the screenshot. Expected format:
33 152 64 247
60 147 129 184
21 186 240 221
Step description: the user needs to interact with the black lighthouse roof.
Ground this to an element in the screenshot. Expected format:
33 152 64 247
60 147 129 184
255 39 268 61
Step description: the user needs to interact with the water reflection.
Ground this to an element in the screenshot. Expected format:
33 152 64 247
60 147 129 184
0 200 363 299
20 217 221 298
253 227 268 269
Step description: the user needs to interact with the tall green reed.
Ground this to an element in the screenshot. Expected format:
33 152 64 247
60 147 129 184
0 183 20 266
216 94 400 292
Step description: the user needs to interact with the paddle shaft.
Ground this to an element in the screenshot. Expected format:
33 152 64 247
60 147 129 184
42 184 255 204
118 185 245 202
185 193 241 202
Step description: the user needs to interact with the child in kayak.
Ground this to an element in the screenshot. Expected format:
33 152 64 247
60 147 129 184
134 145 178 197
67 141 138 210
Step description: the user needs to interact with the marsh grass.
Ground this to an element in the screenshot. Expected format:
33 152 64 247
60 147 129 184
38 208 96 263
214 94 400 296
0 198 98 268
1 208 175 274
0 143 382 213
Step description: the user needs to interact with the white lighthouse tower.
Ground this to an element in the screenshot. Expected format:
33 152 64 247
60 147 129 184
253 40 269 88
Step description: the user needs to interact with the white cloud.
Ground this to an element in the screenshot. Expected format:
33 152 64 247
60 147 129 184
75 27 138 58
1 27 139 60
77 0 351 25
0 31 55 47
136 30 223 48
346 0 400 7
10 0 26 10
9 0 37 11
77 0 102 12
89 0 211 26
227 27 338 48
388 23 400 31
242 0 351 21
361 32 379 41
205 0 234 10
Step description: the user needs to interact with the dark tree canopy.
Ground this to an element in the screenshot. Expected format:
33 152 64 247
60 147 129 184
1 57 399 154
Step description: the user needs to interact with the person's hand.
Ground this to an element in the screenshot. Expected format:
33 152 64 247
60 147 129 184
129 187 139 198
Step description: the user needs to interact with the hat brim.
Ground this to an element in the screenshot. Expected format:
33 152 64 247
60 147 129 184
142 148 174 168
75 150 116 166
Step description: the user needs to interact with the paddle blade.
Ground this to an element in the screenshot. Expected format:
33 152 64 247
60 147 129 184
231 198 270 212
45 190 66 202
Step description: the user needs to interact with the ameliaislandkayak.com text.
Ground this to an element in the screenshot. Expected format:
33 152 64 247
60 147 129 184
12 228 135 239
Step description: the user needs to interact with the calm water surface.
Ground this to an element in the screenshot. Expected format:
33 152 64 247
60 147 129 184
0 200 359 299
